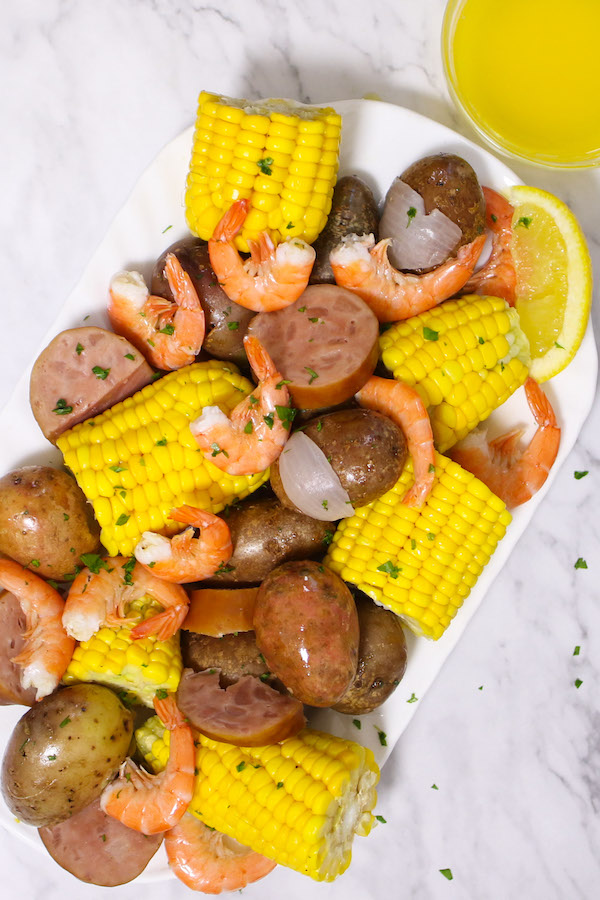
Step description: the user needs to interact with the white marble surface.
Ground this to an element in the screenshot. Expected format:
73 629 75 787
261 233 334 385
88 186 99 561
1 1 599 898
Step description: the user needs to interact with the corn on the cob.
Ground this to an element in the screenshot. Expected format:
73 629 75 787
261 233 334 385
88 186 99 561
63 595 182 706
379 295 530 452
324 452 511 640
56 360 269 557
185 91 342 251
137 718 379 882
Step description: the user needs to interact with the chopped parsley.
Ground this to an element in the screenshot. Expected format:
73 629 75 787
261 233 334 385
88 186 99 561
517 216 532 228
297 306 306 313
406 206 417 226
375 815 387 823
162 224 173 233
428 463 435 474
275 405 296 426
59 717 71 728
304 366 319 384
236 761 246 772
323 529 334 546
574 557 588 569
574 470 588 479
227 321 239 331
110 464 127 473
308 316 320 323
375 728 387 747
124 352 135 360
247 394 259 405
263 412 275 429
156 437 167 446
407 693 418 703
75 342 84 355
491 213 498 223
431 784 439 790
411 539 417 550
575 678 583 689
80 554 113 574
210 443 229 458
159 323 175 335
353 719 362 729
322 499 329 510
47 754 57 761
122 557 136 585
276 781 284 789
439 868 453 881
276 379 291 389
377 560 401 579
257 156 274 176
115 514 130 527
423 326 439 342
286 221 294 229
53 398 73 415
92 365 110 380
478 336 485 345
28 559 41 568
215 562 235 575
100 833 107 842
155 689 168 699
573 645 580 656
244 421 253 434
555 341 565 349
427 532 435 541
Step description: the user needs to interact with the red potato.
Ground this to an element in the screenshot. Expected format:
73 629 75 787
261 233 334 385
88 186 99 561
0 590 37 706
39 796 163 886
176 669 306 745
30 326 154 444
253 560 359 707
247 285 379 409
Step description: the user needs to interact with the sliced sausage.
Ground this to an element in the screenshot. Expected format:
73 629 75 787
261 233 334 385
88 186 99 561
30 326 154 444
0 590 37 706
253 561 359 707
181 630 283 690
151 237 255 366
38 796 163 886
176 669 305 745
184 587 258 637
247 285 379 409
310 175 379 284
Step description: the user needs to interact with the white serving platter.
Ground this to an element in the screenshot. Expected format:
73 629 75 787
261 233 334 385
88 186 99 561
0 98 596 885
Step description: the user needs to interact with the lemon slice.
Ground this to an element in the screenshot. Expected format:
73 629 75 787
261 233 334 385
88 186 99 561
503 184 592 382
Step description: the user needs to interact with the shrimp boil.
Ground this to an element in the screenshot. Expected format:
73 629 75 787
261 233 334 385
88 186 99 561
329 232 486 322
463 186 517 305
108 252 205 370
134 505 233 584
0 559 75 700
356 376 436 507
190 334 293 476
449 377 560 508
165 813 276 894
208 199 315 311
101 694 195 834
62 556 189 643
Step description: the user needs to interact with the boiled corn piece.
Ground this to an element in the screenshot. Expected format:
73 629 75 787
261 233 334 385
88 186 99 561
57 360 269 557
137 718 379 882
185 91 342 251
379 295 530 451
63 595 182 706
324 452 511 640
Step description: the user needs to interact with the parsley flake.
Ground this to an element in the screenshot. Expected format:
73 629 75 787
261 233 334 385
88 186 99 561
439 868 453 881
574 557 588 569
276 405 296 426
276 379 291 389
423 326 439 341
59 717 71 728
407 693 418 703
244 421 253 434
573 645 580 656
116 514 130 527
574 470 588 479
555 341 565 349
276 781 284 789
53 398 73 415
304 366 319 384
375 814 387 823
80 554 112 575
125 352 135 360
406 206 417 226
75 343 84 355
122 557 136 585
92 366 110 380
517 216 532 228
227 321 239 331
353 719 362 729
375 728 387 746
210 443 229 458
575 678 583 688
263 412 275 429
155 689 168 699
431 783 439 790
257 157 274 176
156 437 167 446
236 761 246 772
377 560 401 578
159 323 175 335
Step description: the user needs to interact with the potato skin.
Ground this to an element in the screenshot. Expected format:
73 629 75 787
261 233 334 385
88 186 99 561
151 236 254 366
181 630 283 690
207 494 333 586
333 591 408 715
310 175 379 284
1 684 133 827
0 466 101 579
253 561 359 707
271 409 407 509
401 153 485 248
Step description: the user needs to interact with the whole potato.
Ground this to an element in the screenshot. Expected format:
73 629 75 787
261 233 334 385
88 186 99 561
151 236 255 366
400 153 485 249
1 684 133 826
333 591 408 715
253 561 359 707
0 466 101 579
271 409 407 509
208 494 333 586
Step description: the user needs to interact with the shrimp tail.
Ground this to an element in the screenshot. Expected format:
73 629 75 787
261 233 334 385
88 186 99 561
153 692 185 727
169 505 218 529
212 199 249 242
131 603 189 642
243 333 277 380
525 375 557 426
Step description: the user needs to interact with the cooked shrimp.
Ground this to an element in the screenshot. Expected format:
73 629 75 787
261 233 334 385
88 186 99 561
463 186 517 305
330 232 486 322
134 505 232 584
101 694 194 834
62 556 189 643
108 252 205 370
356 375 436 507
165 813 276 894
208 199 315 312
190 334 293 476
449 377 560 508
0 559 75 700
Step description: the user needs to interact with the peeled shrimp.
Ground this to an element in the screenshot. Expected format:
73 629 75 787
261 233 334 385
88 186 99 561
108 253 205 370
62 556 189 643
449 377 560 508
134 505 233 584
208 199 315 311
0 559 75 700
101 694 194 834
329 232 486 322
463 186 517 305
190 335 292 476
356 375 436 507
165 813 276 894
